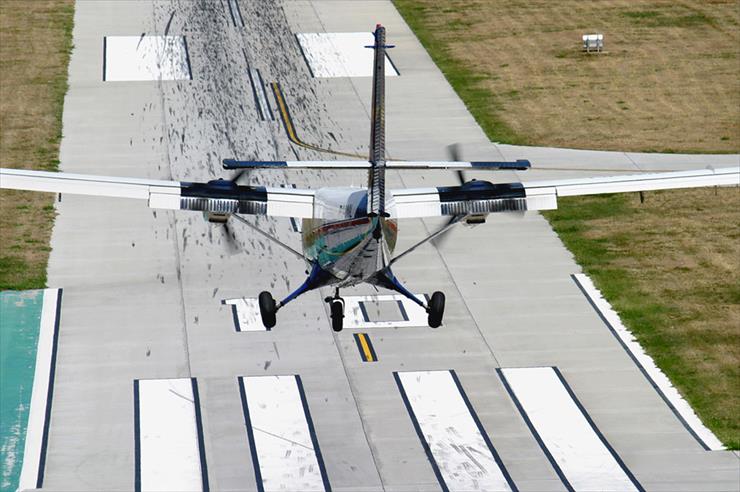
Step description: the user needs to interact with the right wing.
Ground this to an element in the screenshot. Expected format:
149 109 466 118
389 166 739 218
0 168 315 218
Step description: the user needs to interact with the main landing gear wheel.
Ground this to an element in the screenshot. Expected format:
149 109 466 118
427 291 445 328
258 291 277 328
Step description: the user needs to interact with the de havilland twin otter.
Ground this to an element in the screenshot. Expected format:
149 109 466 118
1 25 737 331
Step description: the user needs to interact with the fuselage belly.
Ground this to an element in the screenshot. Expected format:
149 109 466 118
302 190 397 287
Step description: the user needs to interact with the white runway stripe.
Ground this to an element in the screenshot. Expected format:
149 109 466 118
104 36 192 82
499 367 641 492
296 33 399 78
18 288 61 490
222 298 265 332
248 68 273 121
572 273 724 450
134 378 207 492
343 294 427 328
395 370 515 492
239 375 329 492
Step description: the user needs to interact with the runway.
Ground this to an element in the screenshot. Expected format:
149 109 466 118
19 0 739 490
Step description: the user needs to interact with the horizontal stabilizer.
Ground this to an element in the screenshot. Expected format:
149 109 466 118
223 159 369 169
223 158 531 170
386 160 531 170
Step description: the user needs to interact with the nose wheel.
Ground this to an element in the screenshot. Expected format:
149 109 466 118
325 289 345 332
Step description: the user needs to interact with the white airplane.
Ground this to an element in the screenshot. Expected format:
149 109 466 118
1 25 737 331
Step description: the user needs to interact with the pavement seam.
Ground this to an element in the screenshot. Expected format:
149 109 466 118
155 0 193 379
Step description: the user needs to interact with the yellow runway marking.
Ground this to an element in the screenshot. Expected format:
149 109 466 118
271 82 366 159
354 333 377 362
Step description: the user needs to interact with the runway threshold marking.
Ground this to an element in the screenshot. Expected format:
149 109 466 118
498 367 643 492
238 375 331 492
572 273 724 451
270 82 365 159
103 36 192 82
7 288 62 490
222 298 266 332
353 333 377 362
134 378 208 492
295 32 400 78
394 370 516 492
343 294 427 328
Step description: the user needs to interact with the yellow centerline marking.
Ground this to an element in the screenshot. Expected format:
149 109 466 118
357 333 375 362
271 82 367 159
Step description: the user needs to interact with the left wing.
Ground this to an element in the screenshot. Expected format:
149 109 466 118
389 167 739 218
0 168 315 218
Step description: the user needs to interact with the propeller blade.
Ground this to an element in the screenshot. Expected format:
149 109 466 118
447 142 461 161
221 221 241 255
447 143 466 185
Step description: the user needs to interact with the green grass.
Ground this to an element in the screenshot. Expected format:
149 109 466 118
393 1 529 146
0 1 74 291
0 257 47 291
622 9 715 28
40 3 74 172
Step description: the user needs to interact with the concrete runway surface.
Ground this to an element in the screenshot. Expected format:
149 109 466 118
21 1 739 491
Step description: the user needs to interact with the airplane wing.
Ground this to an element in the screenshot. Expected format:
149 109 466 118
389 167 739 218
0 168 315 218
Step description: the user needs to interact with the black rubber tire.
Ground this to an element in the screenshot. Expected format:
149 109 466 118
427 291 445 328
258 291 277 328
330 300 344 332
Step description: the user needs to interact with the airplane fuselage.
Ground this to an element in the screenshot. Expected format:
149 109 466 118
301 187 397 287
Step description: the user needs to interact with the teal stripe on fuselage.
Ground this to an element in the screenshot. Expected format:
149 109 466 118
308 217 377 267
0 290 44 491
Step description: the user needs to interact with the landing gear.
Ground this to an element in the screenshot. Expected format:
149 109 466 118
258 291 277 328
325 289 345 332
427 291 445 328
371 268 447 329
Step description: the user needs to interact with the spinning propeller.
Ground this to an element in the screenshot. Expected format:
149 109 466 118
447 142 468 187
431 143 474 247
213 169 248 254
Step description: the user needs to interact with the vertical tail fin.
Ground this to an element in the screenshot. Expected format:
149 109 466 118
368 24 389 216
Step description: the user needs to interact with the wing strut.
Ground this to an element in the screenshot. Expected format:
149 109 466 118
388 215 465 266
230 214 307 261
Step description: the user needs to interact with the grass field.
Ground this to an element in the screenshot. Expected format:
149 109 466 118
394 0 739 448
0 0 74 290
394 0 739 152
